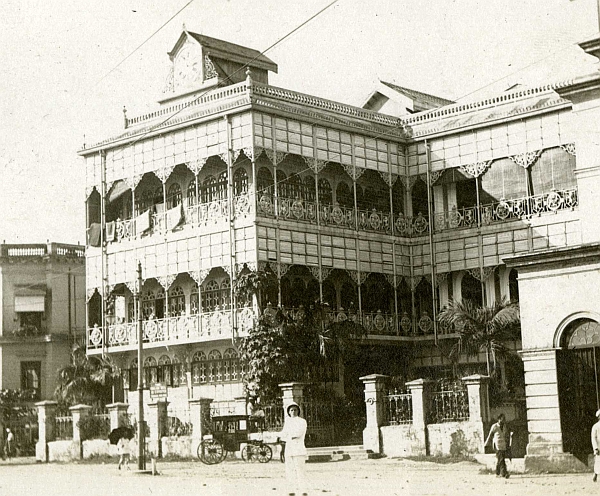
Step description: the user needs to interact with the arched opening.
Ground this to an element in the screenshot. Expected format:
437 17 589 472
411 178 429 223
87 291 102 327
557 318 600 461
336 182 353 208
361 273 393 314
461 272 483 306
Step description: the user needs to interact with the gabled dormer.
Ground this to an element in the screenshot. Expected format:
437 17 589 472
362 80 454 117
160 30 278 105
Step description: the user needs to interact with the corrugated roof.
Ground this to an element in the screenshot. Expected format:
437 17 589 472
381 81 454 107
187 32 277 73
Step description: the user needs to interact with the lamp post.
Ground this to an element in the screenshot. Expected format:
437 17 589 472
136 261 145 470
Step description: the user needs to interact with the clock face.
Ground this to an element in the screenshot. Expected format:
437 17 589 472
174 46 201 91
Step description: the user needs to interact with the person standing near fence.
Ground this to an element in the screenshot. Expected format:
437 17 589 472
484 413 511 479
591 409 600 482
5 428 14 459
279 402 308 496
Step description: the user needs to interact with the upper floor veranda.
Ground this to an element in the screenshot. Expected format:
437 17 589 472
81 76 579 251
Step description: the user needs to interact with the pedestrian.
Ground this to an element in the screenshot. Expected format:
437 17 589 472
279 402 308 496
5 428 14 459
484 413 511 479
591 409 600 482
117 436 131 470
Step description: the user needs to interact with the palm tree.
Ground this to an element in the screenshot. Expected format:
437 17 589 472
55 344 121 407
438 298 521 376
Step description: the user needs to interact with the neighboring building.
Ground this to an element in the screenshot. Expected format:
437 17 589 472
0 242 86 400
79 30 600 469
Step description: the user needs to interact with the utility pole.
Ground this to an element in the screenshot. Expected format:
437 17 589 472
136 262 145 470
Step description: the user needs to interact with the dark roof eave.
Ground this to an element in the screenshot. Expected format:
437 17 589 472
504 243 600 270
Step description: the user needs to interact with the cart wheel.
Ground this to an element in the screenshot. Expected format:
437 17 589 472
241 444 255 462
256 443 273 463
198 439 226 465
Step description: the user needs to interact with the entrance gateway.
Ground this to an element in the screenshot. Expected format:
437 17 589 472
557 318 600 462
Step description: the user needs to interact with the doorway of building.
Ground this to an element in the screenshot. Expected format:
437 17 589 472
556 318 600 462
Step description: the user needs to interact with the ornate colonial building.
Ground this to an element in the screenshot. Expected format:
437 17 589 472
80 30 600 468
0 242 85 400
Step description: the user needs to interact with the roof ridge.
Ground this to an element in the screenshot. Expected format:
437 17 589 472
380 81 455 105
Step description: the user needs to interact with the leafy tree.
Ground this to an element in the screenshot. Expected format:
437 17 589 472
437 298 521 376
235 270 365 405
54 344 121 407
0 389 36 424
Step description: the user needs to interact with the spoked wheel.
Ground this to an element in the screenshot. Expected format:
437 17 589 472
255 443 273 463
241 444 255 462
198 439 226 465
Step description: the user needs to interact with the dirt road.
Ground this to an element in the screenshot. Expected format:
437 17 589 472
0 456 597 495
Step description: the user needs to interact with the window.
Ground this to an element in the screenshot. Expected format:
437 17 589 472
143 356 158 386
187 178 197 206
191 351 207 385
129 359 138 391
190 284 200 315
169 286 185 316
257 167 274 197
21 362 41 399
17 312 43 334
318 179 332 205
157 355 172 386
233 168 248 196
167 183 182 209
202 280 220 312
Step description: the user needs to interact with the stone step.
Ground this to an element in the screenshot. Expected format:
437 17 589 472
305 445 369 462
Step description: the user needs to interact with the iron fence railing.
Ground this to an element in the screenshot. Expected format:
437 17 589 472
384 391 413 425
428 390 469 423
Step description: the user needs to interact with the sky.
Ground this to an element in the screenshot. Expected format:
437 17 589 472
0 0 598 245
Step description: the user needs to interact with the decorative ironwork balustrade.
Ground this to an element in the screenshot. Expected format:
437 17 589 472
112 194 251 243
434 188 578 232
280 307 453 338
87 306 256 350
384 391 413 425
428 390 469 423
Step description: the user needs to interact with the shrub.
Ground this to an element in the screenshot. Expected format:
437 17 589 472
77 415 110 441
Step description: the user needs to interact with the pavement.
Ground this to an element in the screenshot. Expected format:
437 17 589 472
0 456 599 496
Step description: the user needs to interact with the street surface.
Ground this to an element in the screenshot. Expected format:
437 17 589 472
0 456 597 495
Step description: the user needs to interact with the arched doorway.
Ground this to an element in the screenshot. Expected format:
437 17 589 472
557 318 600 461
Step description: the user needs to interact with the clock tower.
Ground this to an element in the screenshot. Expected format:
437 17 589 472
160 30 278 106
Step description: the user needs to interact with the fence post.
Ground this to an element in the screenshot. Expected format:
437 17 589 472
462 374 491 423
147 400 169 458
70 404 92 443
279 382 306 416
106 402 130 431
406 378 434 456
189 398 213 454
35 400 58 463
360 374 388 454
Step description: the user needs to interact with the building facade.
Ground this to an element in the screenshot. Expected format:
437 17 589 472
80 30 600 468
0 242 86 400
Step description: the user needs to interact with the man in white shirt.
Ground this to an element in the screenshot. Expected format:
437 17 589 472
279 402 308 496
591 409 600 482
484 413 511 479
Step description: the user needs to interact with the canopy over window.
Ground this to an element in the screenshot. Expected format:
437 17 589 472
14 286 46 312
